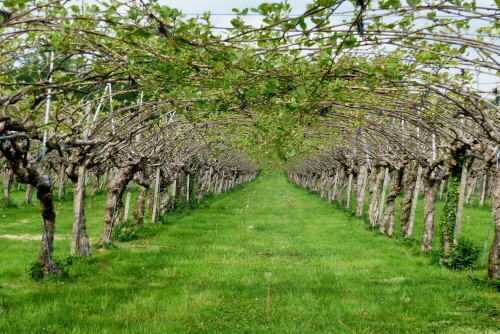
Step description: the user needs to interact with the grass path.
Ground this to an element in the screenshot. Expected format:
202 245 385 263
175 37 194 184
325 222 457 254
0 174 499 333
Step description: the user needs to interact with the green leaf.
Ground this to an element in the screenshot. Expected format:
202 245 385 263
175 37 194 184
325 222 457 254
176 24 189 33
317 0 337 6
296 86 306 95
3 0 15 8
329 32 339 46
380 0 401 9
219 103 228 112
406 0 420 7
230 18 244 28
195 100 209 109
344 35 357 48
133 28 152 38
299 17 307 30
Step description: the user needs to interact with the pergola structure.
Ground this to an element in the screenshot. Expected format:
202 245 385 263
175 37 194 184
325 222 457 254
0 0 499 277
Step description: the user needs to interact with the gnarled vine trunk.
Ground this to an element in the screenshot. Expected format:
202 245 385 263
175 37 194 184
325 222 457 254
465 173 477 205
368 167 385 226
132 172 150 225
101 162 145 244
334 168 346 204
37 181 61 276
488 169 500 278
69 164 91 256
400 165 417 237
134 186 148 224
380 168 404 236
422 173 438 252
1 142 61 276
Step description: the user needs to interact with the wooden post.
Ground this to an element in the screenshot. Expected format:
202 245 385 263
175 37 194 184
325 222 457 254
3 169 12 200
465 175 477 205
24 184 34 204
438 179 446 200
99 170 109 190
171 172 178 198
151 166 161 222
207 166 213 192
123 181 133 221
218 171 225 194
58 163 67 199
479 171 488 206
332 169 339 201
231 172 237 189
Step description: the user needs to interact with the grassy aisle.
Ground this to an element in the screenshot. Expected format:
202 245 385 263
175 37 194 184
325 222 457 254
0 174 499 333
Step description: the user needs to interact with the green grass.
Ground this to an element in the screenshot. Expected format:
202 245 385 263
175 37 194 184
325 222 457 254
347 183 493 254
0 174 499 333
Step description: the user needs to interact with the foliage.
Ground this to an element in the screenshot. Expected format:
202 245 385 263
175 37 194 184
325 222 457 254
58 254 98 267
427 249 445 266
94 242 118 250
443 237 481 270
400 237 420 247
28 255 99 280
0 199 18 209
469 276 500 292
167 196 198 214
439 170 460 255
112 220 147 242
26 262 44 280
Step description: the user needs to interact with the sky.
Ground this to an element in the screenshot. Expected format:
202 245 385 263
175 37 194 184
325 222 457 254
159 0 315 28
158 0 311 14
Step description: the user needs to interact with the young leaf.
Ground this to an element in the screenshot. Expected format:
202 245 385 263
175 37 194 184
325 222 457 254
406 0 420 8
296 86 306 95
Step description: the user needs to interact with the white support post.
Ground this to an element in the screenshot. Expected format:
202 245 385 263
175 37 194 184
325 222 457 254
432 134 436 161
123 181 133 221
107 83 115 135
151 166 161 222
41 52 54 158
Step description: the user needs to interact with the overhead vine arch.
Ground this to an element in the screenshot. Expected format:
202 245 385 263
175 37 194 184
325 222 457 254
0 0 499 277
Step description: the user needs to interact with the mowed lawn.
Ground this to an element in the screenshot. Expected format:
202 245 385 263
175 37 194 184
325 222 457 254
0 174 498 333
